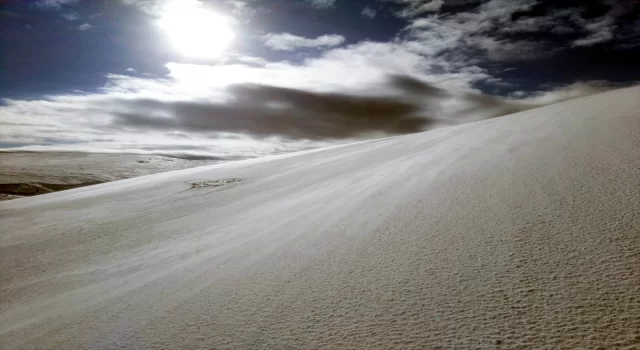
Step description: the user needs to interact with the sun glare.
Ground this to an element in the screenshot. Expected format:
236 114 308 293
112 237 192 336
158 1 235 59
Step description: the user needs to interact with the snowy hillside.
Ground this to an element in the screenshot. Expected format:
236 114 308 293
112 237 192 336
1 86 639 349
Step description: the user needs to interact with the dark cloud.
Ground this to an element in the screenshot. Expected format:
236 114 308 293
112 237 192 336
389 74 530 119
107 74 545 140
111 77 436 140
389 75 449 96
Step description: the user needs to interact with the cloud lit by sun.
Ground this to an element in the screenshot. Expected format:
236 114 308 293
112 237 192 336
158 0 235 58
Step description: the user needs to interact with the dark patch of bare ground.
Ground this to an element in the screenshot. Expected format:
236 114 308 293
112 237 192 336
0 182 102 201
187 178 242 189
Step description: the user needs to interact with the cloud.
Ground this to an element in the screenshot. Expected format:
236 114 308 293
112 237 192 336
0 71 516 146
158 40 492 93
308 0 336 9
120 0 256 17
60 12 79 21
0 49 619 160
488 3 623 48
34 0 80 9
470 37 553 61
569 1 640 47
0 28 513 161
392 0 640 63
511 81 621 105
77 23 93 31
391 0 445 17
3 0 636 160
1 63 613 157
392 0 550 65
110 82 430 140
225 0 255 16
361 7 376 19
262 33 346 51
234 55 269 66
119 0 163 15
573 31 614 47
572 17 616 47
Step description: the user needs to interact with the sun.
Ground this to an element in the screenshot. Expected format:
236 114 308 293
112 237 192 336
158 1 235 59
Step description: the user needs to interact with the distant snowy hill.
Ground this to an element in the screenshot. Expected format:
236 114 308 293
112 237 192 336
0 153 215 201
1 86 639 349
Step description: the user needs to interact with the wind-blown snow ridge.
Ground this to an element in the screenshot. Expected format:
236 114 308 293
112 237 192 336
1 87 640 349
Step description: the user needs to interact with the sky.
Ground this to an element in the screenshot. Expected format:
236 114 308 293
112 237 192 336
1 0 639 160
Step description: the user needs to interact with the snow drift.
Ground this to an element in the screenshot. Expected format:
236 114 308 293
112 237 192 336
1 86 639 349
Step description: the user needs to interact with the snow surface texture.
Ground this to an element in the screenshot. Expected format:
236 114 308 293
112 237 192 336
1 87 640 349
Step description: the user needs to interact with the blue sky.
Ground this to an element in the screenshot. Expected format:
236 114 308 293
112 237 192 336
1 0 639 159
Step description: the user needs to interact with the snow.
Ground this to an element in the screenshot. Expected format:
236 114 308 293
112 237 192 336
1 86 640 349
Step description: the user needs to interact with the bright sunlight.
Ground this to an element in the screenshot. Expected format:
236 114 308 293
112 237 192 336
158 0 235 59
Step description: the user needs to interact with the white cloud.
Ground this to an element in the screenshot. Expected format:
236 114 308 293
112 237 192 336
120 0 173 15
361 7 376 19
471 37 552 61
393 0 548 65
491 5 621 48
126 68 137 73
77 23 93 31
120 0 158 13
417 0 444 12
309 0 336 9
391 0 445 17
401 0 635 54
234 55 269 66
225 0 254 16
573 31 614 47
393 0 637 63
60 12 79 21
35 0 80 9
572 17 616 47
262 33 346 51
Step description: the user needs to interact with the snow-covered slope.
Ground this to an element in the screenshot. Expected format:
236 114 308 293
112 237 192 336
1 86 639 349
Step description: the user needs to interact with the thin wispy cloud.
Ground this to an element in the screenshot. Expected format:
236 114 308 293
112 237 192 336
34 0 80 9
76 23 92 31
60 12 79 21
362 7 376 19
389 0 445 17
262 33 346 51
309 0 336 9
